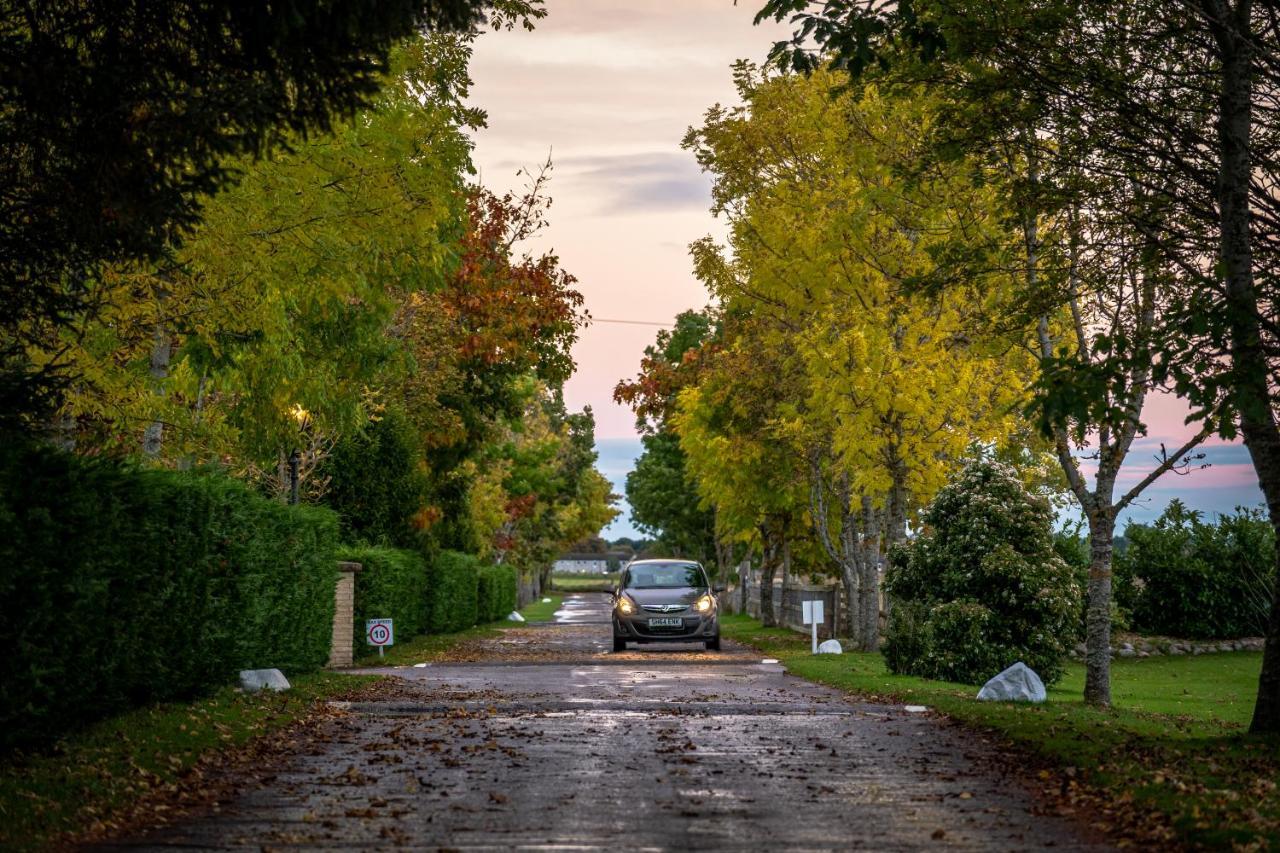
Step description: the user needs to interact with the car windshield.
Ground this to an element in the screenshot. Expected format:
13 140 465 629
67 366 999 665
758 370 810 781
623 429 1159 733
626 563 706 589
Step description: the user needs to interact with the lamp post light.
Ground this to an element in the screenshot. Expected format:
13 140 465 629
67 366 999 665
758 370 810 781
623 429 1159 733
288 404 310 506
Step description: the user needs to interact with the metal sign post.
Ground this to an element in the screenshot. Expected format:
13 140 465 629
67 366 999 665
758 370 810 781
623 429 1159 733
802 599 825 654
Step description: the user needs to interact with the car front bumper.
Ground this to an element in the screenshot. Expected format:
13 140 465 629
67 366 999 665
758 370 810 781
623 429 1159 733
613 611 719 642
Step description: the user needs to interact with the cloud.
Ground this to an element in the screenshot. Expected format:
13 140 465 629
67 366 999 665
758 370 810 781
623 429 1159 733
556 151 712 214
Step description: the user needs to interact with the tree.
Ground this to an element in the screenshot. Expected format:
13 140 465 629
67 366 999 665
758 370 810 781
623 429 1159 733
2 0 541 427
753 0 1280 722
47 35 480 487
614 310 722 565
682 64 1033 646
674 313 809 627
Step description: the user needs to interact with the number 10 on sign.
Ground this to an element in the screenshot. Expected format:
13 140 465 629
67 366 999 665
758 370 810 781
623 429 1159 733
366 619 394 658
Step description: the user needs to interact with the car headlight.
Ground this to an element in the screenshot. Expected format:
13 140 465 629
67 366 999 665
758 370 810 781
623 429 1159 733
696 595 714 613
616 597 634 615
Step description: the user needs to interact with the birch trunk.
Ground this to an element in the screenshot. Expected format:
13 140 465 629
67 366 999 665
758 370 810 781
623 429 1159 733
141 325 170 457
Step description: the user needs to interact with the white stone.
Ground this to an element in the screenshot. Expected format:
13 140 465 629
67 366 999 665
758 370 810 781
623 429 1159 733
904 705 929 713
541 597 552 603
239 669 290 693
817 639 843 654
507 611 526 622
1118 648 1137 658
976 662 1047 703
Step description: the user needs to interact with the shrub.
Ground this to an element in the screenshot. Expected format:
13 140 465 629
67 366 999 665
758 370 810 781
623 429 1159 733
883 460 1081 686
0 442 338 752
476 563 518 622
424 550 478 633
1115 500 1274 639
339 546 429 656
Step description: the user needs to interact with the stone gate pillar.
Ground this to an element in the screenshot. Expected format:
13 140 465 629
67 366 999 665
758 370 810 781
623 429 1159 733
327 561 362 668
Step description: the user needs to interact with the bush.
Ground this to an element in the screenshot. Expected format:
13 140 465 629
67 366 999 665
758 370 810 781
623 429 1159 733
883 460 1082 686
339 545 429 656
1115 500 1274 639
424 550 478 633
0 442 338 752
476 563 518 622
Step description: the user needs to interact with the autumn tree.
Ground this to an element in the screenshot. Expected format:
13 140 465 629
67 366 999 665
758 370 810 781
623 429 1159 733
681 64 1033 646
753 0 1268 714
1 0 540 428
614 310 722 566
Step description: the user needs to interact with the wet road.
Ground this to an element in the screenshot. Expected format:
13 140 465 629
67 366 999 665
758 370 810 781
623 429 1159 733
105 593 1109 851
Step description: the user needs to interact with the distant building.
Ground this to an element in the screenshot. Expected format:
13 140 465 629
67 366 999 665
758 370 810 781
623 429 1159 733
552 551 630 574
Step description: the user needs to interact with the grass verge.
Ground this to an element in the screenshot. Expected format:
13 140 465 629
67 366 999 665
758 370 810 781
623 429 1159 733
0 672 378 850
721 613 1280 850
550 572 617 592
359 592 565 666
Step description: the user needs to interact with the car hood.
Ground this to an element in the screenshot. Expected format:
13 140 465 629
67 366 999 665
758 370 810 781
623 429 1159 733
623 587 705 607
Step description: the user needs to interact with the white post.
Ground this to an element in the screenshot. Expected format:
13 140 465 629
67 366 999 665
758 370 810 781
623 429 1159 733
811 618 818 654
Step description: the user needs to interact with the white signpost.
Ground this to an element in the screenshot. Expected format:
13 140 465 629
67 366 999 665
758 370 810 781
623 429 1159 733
366 618 394 658
802 599 825 654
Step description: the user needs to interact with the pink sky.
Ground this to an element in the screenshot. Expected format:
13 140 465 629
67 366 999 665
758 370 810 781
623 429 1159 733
468 0 789 442
465 1 1266 536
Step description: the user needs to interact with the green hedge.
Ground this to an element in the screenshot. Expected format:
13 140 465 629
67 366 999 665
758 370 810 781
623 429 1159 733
0 443 338 752
425 550 479 633
339 545 429 657
477 563 518 623
1116 501 1275 639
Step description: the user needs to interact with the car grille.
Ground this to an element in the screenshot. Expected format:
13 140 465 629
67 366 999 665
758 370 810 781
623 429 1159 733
641 604 687 613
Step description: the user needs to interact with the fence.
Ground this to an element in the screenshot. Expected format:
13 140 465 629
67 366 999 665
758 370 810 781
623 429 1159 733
722 561 843 639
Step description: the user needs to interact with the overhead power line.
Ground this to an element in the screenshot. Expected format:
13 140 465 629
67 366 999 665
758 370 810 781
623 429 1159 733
588 317 673 327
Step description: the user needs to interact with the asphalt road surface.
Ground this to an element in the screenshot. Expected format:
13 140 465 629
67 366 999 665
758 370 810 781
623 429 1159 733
103 593 1109 851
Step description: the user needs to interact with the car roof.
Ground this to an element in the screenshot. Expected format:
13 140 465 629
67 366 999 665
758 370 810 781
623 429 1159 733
626 559 700 567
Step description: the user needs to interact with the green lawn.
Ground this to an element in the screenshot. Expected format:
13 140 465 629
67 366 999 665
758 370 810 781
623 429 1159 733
0 672 378 850
721 614 1280 849
550 572 616 591
519 593 564 622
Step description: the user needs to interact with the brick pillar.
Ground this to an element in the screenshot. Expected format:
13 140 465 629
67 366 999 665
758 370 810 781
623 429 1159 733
327 561 361 668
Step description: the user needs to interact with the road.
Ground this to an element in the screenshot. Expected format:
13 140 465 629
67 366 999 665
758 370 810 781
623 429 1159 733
104 593 1109 851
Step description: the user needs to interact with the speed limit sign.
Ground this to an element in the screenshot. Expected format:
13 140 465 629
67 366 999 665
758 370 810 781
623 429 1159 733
366 618 394 653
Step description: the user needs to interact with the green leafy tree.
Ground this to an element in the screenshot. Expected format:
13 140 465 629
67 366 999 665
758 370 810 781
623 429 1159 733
2 0 540 427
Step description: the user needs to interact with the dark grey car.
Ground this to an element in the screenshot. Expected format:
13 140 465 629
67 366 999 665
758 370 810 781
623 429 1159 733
611 559 722 652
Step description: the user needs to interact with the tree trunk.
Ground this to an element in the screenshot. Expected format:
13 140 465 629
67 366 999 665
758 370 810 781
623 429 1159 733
758 524 782 627
860 497 882 652
739 556 750 613
141 325 170 457
1206 14 1280 734
779 538 792 626
1083 513 1115 706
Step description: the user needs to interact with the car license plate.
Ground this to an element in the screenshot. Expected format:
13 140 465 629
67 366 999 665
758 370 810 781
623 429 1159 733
648 617 683 628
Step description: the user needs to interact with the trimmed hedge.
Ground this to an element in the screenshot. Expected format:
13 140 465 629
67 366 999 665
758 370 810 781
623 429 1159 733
424 550 479 633
339 546 429 657
477 563 518 622
0 442 338 752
